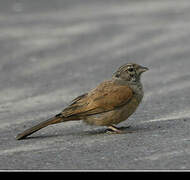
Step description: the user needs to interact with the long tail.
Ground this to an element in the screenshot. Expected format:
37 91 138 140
16 114 66 140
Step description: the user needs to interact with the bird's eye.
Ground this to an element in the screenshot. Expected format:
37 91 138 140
127 68 134 72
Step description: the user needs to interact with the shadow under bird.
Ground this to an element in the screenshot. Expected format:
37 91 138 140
16 63 149 140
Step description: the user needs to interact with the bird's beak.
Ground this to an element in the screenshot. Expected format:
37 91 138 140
139 66 149 73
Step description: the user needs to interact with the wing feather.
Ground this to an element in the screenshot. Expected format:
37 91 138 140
61 80 133 117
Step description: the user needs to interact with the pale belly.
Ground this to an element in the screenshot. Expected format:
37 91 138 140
83 95 142 126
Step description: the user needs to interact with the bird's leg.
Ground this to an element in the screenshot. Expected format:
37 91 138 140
106 125 123 134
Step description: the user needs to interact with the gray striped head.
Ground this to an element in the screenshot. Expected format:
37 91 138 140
113 63 149 82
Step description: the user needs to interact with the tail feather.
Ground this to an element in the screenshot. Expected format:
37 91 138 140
16 115 64 140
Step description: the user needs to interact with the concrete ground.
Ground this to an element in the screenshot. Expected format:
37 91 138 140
0 0 190 170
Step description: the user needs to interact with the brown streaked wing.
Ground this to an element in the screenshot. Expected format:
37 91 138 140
61 80 133 117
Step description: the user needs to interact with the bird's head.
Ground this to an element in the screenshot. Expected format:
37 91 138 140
113 63 149 82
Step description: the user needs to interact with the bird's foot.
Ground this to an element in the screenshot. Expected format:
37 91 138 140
106 125 124 134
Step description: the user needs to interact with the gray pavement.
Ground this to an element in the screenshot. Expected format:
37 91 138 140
1 0 190 170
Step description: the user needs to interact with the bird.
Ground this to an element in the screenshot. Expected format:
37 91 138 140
16 63 148 140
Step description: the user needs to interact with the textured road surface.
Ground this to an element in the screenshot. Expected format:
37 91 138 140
1 0 190 170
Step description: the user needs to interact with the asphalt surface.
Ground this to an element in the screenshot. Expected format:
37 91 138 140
1 0 190 170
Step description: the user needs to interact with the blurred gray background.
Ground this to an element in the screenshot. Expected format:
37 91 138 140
1 0 190 170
